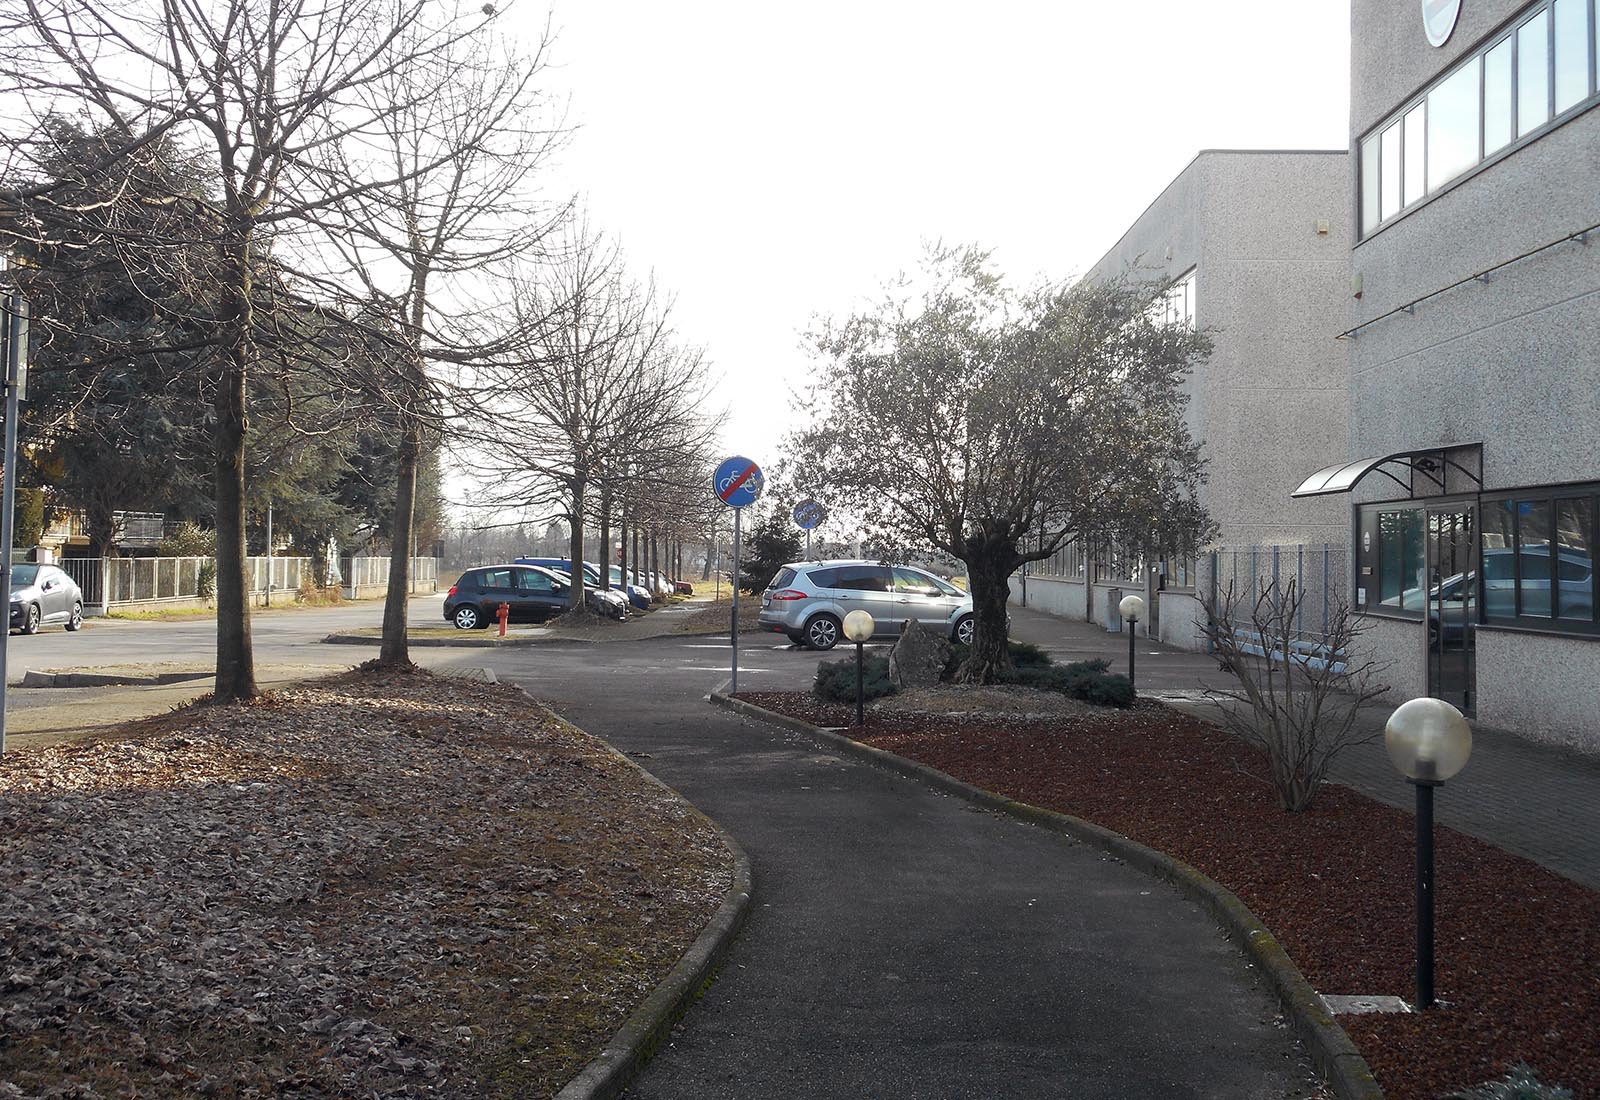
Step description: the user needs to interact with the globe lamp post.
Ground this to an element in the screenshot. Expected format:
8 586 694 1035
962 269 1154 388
1384 697 1473 1009
843 610 875 728
1118 593 1146 689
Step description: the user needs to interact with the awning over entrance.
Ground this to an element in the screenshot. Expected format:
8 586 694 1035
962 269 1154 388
1290 449 1483 498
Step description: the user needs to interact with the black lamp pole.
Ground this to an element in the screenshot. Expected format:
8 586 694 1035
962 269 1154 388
855 640 865 728
1126 616 1138 687
1413 778 1440 1008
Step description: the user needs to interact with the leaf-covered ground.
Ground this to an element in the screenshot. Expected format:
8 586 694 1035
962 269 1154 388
0 668 733 1099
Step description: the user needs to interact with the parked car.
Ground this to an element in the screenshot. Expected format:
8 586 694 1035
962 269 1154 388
757 559 974 650
608 566 653 610
444 564 626 629
9 563 85 634
674 579 694 595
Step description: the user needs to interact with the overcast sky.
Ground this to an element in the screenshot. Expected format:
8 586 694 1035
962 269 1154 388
514 0 1352 471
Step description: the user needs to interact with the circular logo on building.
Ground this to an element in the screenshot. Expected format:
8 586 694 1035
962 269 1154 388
1422 0 1462 46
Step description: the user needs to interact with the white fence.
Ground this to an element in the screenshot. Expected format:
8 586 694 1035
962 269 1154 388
57 555 438 611
340 555 439 599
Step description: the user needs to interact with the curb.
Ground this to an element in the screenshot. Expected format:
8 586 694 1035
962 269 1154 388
20 669 214 688
320 633 593 648
508 689 754 1100
708 691 1383 1100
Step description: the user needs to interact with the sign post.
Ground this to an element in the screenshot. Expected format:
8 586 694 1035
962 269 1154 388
792 498 828 560
713 455 763 694
0 295 30 755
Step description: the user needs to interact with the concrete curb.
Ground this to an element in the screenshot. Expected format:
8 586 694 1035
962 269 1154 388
708 691 1383 1100
20 669 213 688
509 689 753 1100
320 632 593 648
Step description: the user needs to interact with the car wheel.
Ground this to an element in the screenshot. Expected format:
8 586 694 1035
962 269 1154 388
804 614 841 650
785 632 805 647
21 604 41 635
453 605 483 630
954 615 974 646
66 602 84 631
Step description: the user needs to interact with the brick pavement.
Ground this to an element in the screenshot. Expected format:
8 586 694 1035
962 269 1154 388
1007 601 1600 891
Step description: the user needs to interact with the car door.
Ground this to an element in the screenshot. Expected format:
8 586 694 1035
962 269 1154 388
476 567 516 621
827 565 895 633
892 567 957 631
39 568 70 622
514 567 563 621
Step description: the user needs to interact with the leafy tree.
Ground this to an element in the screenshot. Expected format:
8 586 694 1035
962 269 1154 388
741 510 803 594
791 245 1214 683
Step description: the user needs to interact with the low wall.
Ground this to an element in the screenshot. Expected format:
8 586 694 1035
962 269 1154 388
1476 628 1600 753
1014 576 1087 620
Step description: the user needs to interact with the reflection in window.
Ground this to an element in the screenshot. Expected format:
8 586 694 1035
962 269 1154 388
1557 498 1594 619
1403 105 1427 206
1380 123 1401 222
1519 10 1552 136
1484 38 1515 154
1378 510 1426 612
1555 0 1591 112
1429 58 1481 189
1482 501 1517 619
1360 133 1381 233
1518 499 1553 616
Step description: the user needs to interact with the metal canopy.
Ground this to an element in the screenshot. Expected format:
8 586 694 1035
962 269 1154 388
1291 449 1483 498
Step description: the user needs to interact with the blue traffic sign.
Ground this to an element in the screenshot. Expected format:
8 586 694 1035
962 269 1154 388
792 498 827 530
713 455 763 508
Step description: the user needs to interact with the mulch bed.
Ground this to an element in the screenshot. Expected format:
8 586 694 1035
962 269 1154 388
740 689 1600 1100
0 668 733 1100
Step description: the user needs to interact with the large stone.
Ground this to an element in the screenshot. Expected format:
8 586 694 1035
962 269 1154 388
888 618 951 690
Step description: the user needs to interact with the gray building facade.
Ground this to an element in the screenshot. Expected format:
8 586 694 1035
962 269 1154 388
1290 0 1600 749
1020 150 1353 650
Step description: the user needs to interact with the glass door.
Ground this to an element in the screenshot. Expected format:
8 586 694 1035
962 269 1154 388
1426 506 1477 714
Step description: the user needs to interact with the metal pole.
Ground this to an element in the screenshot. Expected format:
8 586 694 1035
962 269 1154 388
806 528 811 560
0 296 26 755
731 507 741 695
265 500 273 607
1414 779 1438 1008
1127 617 1137 687
856 640 865 727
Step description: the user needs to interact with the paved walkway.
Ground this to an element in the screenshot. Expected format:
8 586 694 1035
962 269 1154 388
477 636 1321 1099
1008 602 1600 891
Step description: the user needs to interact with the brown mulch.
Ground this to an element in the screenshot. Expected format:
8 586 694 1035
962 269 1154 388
740 689 1600 1100
671 595 762 635
0 669 733 1100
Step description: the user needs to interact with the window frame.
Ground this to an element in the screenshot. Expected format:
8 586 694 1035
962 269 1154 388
1357 0 1600 241
1480 483 1600 636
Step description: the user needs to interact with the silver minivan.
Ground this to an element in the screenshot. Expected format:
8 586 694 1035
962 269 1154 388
757 559 974 650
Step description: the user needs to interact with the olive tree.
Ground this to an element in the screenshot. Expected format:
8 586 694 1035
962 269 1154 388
791 245 1214 683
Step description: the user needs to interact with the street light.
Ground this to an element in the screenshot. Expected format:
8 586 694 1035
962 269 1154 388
1118 593 1146 689
843 610 875 728
1384 696 1473 1009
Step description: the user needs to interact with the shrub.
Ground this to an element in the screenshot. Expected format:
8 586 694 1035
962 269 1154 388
158 522 217 557
1448 1064 1573 1100
1012 658 1135 708
814 654 896 705
944 640 1053 680
196 560 217 602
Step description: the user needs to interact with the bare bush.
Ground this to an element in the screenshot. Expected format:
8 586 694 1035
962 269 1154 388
1199 580 1389 812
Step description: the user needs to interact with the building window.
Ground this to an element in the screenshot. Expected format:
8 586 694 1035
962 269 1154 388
1481 487 1599 633
1158 268 1196 329
1357 0 1600 238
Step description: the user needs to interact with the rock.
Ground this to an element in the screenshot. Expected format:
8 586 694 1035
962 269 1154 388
888 619 950 690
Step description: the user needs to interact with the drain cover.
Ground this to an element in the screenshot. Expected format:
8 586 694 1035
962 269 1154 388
1320 994 1413 1015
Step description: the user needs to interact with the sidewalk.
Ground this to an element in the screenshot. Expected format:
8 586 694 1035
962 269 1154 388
1007 602 1600 892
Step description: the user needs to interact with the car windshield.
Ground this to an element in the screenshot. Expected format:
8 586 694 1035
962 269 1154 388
10 565 39 586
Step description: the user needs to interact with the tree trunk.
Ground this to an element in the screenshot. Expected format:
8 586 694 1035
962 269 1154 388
212 243 257 703
377 420 420 666
701 533 712 580
649 528 660 602
598 484 612 590
958 537 1018 685
618 504 628 597
566 472 588 614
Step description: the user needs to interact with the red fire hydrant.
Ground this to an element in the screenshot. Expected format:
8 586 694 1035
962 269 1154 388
497 602 510 637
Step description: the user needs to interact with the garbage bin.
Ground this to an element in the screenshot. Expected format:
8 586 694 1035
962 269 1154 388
1105 587 1123 633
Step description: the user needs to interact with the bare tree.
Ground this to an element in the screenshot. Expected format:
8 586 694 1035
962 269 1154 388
1199 581 1390 812
1 0 503 699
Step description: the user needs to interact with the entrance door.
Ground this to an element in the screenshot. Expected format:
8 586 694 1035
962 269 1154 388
1426 506 1477 714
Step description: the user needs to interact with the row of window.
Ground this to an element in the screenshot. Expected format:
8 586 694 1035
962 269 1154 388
1357 485 1598 635
1028 540 1196 590
1359 0 1600 238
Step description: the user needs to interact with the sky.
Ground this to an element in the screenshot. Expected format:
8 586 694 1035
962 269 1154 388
505 0 1353 473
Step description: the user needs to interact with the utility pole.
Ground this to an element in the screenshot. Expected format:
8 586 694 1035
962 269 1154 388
0 295 31 754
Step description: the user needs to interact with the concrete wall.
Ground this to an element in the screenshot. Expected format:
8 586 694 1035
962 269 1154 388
1476 628 1600 751
1087 150 1354 549
1016 576 1087 621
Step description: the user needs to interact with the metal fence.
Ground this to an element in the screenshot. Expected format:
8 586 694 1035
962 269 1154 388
340 555 439 597
57 554 438 609
1205 543 1350 644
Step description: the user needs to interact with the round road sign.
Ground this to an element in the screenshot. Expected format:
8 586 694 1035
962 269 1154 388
713 455 763 508
792 498 828 530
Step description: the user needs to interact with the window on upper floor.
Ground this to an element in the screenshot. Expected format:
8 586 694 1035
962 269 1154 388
1157 268 1196 329
1358 0 1599 239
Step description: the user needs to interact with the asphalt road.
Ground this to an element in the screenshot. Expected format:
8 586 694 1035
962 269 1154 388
476 636 1322 1099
